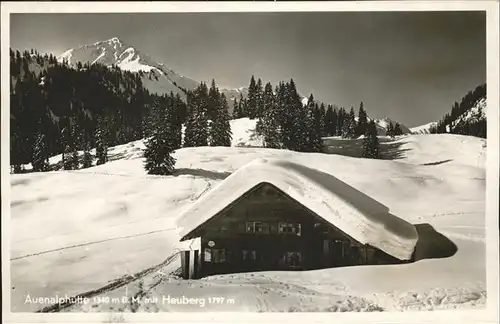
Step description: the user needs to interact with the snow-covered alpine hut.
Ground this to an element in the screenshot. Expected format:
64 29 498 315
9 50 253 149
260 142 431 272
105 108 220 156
176 158 419 279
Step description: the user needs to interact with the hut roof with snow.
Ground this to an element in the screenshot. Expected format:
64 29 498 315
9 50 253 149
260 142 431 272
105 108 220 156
176 158 418 260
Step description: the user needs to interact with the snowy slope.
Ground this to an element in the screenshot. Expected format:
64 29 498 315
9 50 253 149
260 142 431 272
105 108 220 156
57 37 244 107
451 97 487 128
414 97 487 135
9 129 487 312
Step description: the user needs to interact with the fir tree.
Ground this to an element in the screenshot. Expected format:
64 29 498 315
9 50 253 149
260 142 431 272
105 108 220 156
62 144 74 170
246 76 258 119
184 83 209 147
255 118 264 136
209 93 232 146
143 98 177 175
144 130 176 175
310 102 324 152
394 122 403 136
295 102 309 152
331 106 338 137
61 120 79 170
255 78 264 118
303 94 323 152
232 98 240 119
387 122 395 138
342 107 357 138
324 105 334 136
238 93 247 118
260 82 281 148
208 81 221 146
69 142 79 170
281 79 303 151
32 132 49 172
172 93 185 149
337 107 346 136
95 117 108 166
183 91 196 147
356 102 368 137
82 140 92 168
208 79 219 121
362 120 381 159
319 103 326 137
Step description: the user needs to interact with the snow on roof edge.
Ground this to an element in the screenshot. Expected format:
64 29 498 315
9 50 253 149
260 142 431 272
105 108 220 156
176 158 418 260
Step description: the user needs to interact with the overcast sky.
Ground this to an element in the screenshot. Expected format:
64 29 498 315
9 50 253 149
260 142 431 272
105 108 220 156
10 11 485 127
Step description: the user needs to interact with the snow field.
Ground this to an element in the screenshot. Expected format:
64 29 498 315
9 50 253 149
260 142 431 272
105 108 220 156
9 118 486 312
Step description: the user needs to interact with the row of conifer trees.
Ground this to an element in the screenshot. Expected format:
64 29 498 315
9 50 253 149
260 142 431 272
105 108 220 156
144 75 392 175
10 49 392 175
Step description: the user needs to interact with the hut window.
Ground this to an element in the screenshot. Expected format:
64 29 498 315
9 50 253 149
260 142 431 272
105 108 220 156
245 221 267 234
204 248 212 262
242 249 257 261
263 222 270 234
254 222 263 233
278 222 301 235
213 249 226 263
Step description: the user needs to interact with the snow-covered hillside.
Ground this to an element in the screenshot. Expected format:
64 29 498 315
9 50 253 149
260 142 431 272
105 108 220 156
414 97 487 136
10 120 487 313
452 97 487 128
57 37 245 108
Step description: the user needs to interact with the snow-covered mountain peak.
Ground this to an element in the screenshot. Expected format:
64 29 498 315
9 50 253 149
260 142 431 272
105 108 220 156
57 37 158 73
56 37 245 107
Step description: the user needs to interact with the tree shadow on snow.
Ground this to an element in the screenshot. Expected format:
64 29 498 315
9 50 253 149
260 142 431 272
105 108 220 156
379 140 412 160
322 137 412 160
412 223 458 261
172 168 232 181
322 138 365 158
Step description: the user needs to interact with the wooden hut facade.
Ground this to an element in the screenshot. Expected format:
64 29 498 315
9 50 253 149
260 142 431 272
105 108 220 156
177 159 418 279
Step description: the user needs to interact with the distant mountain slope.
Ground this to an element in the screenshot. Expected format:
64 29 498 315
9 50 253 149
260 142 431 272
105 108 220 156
410 84 486 138
354 116 410 136
410 122 438 135
58 37 245 107
450 97 486 130
372 117 411 135
433 84 486 138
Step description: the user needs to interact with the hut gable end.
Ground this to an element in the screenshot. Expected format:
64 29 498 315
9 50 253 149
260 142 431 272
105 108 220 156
176 158 419 261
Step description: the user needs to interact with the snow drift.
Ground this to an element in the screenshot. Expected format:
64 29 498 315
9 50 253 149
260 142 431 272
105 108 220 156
177 158 418 260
